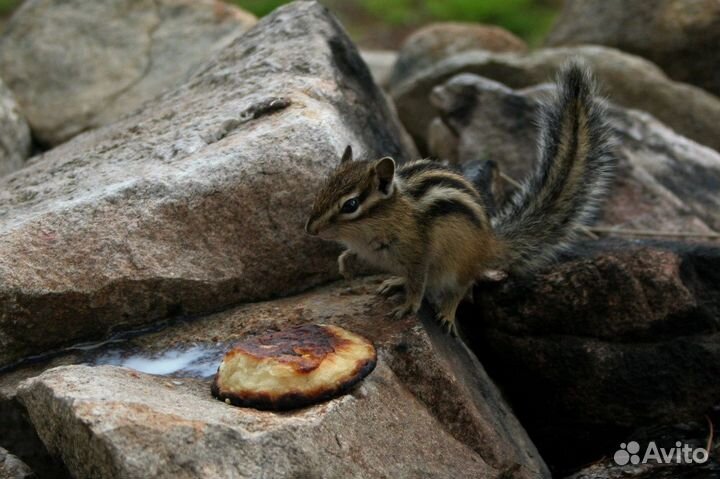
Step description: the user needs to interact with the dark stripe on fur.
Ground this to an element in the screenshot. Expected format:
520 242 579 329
421 198 484 228
406 174 479 200
357 184 372 204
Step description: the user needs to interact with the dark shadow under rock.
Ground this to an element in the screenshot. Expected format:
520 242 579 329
0 389 71 479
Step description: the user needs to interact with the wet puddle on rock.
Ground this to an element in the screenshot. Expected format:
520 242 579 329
92 344 228 379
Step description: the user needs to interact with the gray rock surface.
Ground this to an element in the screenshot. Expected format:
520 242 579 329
20 364 491 479
0 1 415 367
390 45 720 154
360 50 397 88
545 0 720 98
389 22 526 88
0 448 33 479
13 277 549 479
429 73 720 234
0 0 257 145
0 79 31 176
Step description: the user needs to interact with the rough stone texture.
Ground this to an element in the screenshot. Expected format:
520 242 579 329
0 79 31 177
19 364 493 479
0 1 416 368
13 277 549 479
390 45 720 154
0 447 33 479
360 50 397 88
0 0 257 146
389 22 526 88
545 0 720 98
459 240 720 473
429 73 720 234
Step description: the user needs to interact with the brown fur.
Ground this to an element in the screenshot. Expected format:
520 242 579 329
306 155 500 334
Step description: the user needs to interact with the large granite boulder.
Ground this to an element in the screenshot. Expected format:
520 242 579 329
0 79 31 177
428 73 720 234
389 22 526 87
390 45 720 154
0 1 416 368
545 0 720 98
460 240 720 473
11 277 549 479
0 0 257 146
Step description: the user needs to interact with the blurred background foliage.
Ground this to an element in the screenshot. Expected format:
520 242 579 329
0 0 561 47
0 0 17 14
237 0 560 47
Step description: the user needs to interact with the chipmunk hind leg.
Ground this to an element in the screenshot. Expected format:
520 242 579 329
435 285 471 336
426 266 473 336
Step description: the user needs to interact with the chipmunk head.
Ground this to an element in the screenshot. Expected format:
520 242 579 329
305 145 396 239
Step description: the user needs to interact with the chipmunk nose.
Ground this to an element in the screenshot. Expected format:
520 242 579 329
305 218 318 236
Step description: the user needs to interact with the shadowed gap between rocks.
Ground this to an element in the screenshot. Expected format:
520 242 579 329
457 239 720 475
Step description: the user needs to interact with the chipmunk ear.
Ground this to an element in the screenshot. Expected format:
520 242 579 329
375 157 395 196
340 145 353 164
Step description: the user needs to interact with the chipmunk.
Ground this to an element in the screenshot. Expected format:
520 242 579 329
305 63 615 334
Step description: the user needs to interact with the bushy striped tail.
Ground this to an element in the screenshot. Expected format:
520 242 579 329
491 62 616 274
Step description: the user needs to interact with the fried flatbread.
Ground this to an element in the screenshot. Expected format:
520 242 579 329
211 324 376 410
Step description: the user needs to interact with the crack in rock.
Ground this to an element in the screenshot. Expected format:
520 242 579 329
202 97 292 144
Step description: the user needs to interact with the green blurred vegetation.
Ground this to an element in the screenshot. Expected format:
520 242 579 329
0 0 20 15
236 0 558 45
235 0 288 17
420 0 556 45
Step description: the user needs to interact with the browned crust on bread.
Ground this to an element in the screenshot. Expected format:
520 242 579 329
211 324 377 411
224 324 353 374
211 355 376 411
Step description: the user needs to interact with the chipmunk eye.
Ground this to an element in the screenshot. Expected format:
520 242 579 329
340 197 360 214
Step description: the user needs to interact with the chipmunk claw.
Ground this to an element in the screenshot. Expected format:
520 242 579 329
377 277 405 297
338 250 356 280
438 314 459 336
390 301 416 320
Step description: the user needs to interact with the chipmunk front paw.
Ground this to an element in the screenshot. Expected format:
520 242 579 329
338 250 357 280
377 277 405 297
390 303 413 319
389 298 420 320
